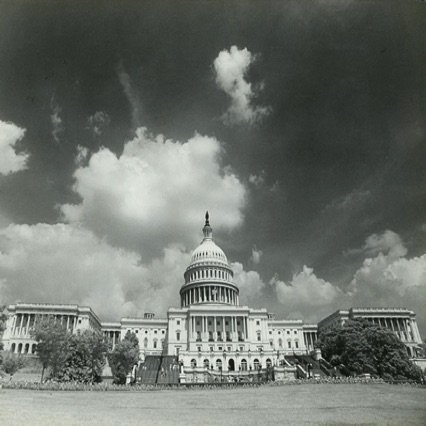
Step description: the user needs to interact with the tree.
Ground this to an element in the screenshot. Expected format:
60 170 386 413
107 331 139 384
56 330 108 384
0 304 7 352
30 315 71 382
317 318 422 381
1 352 26 380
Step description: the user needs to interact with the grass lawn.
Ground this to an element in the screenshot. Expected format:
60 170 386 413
0 383 425 425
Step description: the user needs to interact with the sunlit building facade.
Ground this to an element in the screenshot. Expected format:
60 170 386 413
2 213 423 382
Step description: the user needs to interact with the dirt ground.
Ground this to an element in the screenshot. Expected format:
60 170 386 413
1 383 425 425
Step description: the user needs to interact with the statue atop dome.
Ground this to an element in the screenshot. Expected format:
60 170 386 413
203 211 212 239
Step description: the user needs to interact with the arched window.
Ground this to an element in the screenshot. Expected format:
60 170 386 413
144 338 148 348
253 359 260 370
32 343 37 354
216 359 222 369
24 343 29 353
18 343 22 353
266 358 272 368
153 339 158 349
11 343 15 352
241 359 247 371
203 359 210 368
191 359 197 368
279 338 283 348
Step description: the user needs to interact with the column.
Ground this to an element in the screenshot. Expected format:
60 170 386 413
213 315 217 340
24 314 29 335
390 318 395 331
411 320 422 343
11 315 16 337
222 316 226 341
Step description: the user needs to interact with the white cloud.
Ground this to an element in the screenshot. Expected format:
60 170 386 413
61 127 246 258
75 145 89 166
348 231 426 320
117 62 142 128
271 267 345 322
213 46 271 126
87 111 110 136
362 229 407 258
249 244 263 265
0 120 29 175
231 262 265 305
50 95 63 144
0 223 190 321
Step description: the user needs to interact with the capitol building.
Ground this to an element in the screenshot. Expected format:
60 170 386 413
2 213 424 383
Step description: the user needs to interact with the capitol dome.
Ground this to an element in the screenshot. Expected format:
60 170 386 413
180 212 239 307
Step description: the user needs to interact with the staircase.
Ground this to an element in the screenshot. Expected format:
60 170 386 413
285 355 328 378
138 355 179 385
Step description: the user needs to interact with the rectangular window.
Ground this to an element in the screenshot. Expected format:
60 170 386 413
176 332 180 341
295 341 299 349
177 320 180 325
256 320 260 326
288 341 291 349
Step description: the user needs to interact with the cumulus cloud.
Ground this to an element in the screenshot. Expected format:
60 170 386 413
231 262 265 305
213 46 271 126
0 223 190 321
362 230 407 258
61 127 246 258
117 62 142 128
0 120 29 175
270 267 345 322
348 231 426 322
266 230 425 328
87 111 110 136
50 95 63 144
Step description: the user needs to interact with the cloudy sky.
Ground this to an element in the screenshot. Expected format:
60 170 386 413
0 1 425 333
